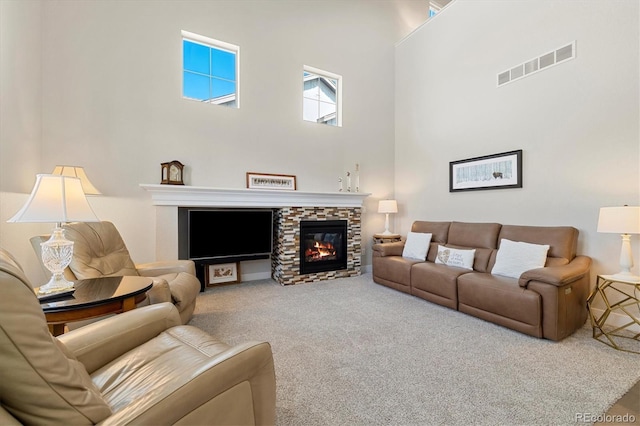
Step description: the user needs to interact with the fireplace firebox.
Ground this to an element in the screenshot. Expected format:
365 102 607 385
300 220 348 275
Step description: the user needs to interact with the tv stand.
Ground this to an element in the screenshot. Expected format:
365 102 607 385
194 255 270 292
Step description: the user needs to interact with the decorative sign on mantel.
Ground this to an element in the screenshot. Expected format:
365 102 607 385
139 184 370 208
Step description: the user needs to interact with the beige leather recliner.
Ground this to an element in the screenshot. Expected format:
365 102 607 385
31 221 201 324
0 248 276 425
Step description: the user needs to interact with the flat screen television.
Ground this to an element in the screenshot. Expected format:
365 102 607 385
178 208 274 261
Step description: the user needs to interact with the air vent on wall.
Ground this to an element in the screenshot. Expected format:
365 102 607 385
497 41 576 87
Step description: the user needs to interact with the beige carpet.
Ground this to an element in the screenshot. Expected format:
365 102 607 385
189 274 640 425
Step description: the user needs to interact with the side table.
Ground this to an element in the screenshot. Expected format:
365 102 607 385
587 274 640 354
373 233 402 244
39 276 153 336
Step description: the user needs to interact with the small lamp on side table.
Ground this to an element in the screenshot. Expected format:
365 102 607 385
51 165 102 195
7 174 100 295
378 199 398 236
597 205 640 280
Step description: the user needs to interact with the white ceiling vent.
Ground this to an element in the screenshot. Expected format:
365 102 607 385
497 41 576 87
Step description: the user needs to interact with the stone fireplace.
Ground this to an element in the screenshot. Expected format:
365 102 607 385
272 207 361 285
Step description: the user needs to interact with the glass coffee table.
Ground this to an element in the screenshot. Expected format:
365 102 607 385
39 276 153 336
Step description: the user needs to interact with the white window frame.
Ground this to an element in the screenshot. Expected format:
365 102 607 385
181 30 240 108
303 65 342 127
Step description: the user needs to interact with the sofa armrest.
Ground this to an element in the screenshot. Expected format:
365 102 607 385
58 303 181 374
518 255 592 288
145 278 172 304
136 260 196 277
99 341 276 426
372 241 405 257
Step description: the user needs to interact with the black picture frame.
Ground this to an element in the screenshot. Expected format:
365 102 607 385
449 150 523 192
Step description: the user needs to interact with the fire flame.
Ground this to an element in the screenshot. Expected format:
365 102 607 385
305 241 336 261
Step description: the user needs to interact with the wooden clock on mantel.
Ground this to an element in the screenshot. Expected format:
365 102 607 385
161 161 184 185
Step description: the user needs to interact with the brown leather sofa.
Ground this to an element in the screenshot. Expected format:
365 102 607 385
31 221 201 324
0 248 276 425
373 221 592 341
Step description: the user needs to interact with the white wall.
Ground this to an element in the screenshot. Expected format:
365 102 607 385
395 0 640 280
0 0 48 282
1 0 429 283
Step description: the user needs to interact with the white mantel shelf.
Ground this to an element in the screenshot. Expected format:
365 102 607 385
140 184 370 208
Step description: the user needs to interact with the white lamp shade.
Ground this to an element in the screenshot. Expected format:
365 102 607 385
597 206 640 234
52 165 101 195
7 174 99 223
378 200 398 214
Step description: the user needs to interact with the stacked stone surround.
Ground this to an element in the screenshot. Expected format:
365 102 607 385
272 207 362 285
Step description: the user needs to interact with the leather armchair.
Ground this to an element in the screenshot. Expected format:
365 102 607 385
31 221 200 324
0 248 276 425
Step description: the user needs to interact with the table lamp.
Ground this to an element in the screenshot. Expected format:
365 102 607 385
378 199 398 236
597 205 640 280
52 165 102 195
7 174 99 295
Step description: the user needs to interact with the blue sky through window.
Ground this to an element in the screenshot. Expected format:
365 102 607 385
183 39 237 105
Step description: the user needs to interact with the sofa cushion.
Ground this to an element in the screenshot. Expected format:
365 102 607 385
499 225 577 262
410 262 469 309
372 256 422 289
91 326 232 415
457 272 541 327
491 239 549 279
435 245 475 270
402 232 432 260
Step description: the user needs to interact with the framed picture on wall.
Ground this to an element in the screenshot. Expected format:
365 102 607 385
246 172 297 190
449 150 523 192
205 262 241 286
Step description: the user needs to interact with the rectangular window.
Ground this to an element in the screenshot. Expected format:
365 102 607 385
182 30 239 108
303 66 342 127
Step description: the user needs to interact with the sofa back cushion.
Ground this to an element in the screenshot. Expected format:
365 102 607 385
63 221 139 279
412 221 450 243
446 222 501 272
498 225 578 263
448 222 501 248
0 249 112 425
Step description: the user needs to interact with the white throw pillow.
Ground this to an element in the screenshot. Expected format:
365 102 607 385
435 245 475 270
491 238 550 279
402 232 432 260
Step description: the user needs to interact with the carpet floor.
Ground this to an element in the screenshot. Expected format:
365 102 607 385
189 274 640 426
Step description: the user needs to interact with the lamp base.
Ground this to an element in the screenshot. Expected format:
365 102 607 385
38 224 75 296
379 230 395 236
36 275 75 296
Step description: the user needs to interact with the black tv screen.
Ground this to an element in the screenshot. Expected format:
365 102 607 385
179 208 274 260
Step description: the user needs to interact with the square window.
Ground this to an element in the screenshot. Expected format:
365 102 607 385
182 31 239 108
